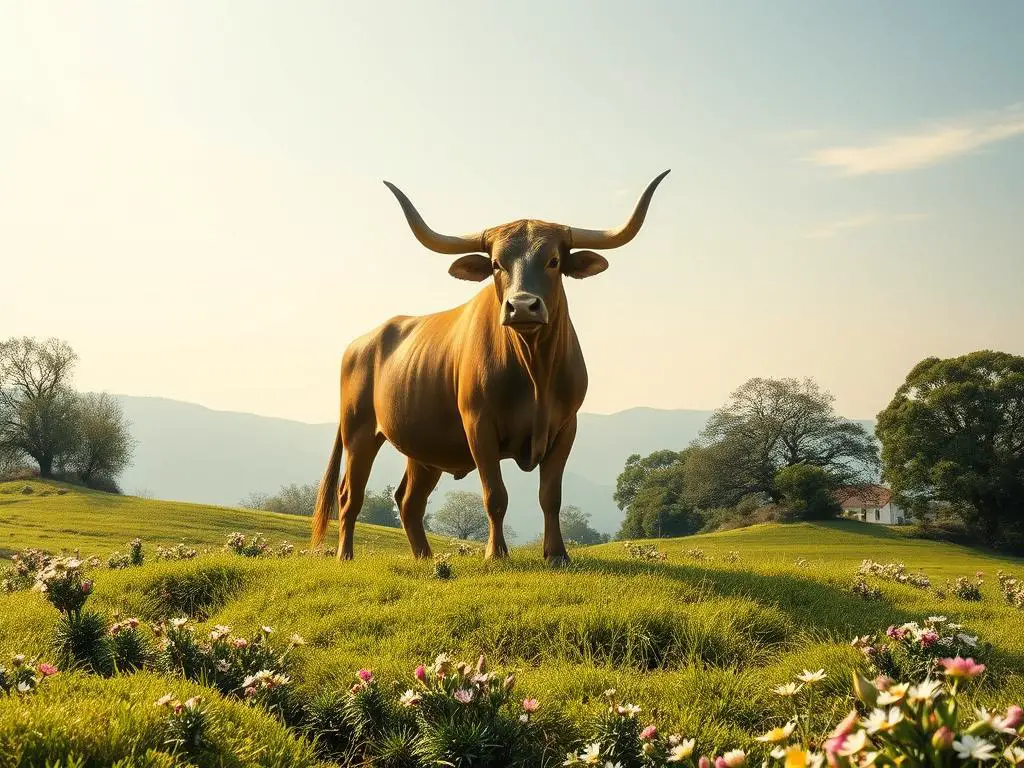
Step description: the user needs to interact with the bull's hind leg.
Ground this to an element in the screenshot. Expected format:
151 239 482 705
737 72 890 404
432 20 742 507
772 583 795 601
336 426 384 560
396 459 441 558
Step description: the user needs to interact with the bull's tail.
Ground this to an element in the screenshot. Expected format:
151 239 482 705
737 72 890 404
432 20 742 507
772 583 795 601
311 426 343 548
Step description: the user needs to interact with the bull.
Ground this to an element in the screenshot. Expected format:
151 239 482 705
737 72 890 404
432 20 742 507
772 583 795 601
311 171 670 564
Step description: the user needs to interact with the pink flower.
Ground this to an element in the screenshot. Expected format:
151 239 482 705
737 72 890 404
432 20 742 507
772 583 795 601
81 581 93 594
357 669 374 684
37 662 58 677
1003 705 1023 730
939 656 986 679
920 630 939 648
931 726 954 749
244 686 257 698
715 758 728 768
522 698 540 713
699 758 711 768
453 688 474 704
414 664 427 683
640 725 658 740
232 638 248 649
824 709 859 761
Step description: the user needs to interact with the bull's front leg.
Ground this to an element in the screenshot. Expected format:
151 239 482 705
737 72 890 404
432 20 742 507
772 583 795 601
465 418 510 559
539 416 576 567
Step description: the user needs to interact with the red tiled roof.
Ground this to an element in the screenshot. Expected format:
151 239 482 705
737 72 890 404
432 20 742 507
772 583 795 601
834 484 893 508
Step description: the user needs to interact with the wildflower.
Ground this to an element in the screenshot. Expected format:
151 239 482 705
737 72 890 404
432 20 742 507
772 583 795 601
261 625 274 634
578 742 602 764
939 656 986 679
603 688 617 699
991 705 1023 736
720 749 746 768
836 730 867 756
453 688 474 704
640 725 657 740
357 669 374 684
288 633 305 646
210 625 231 641
907 679 942 701
215 660 230 673
877 683 908 705
35 662 56 678
414 664 427 683
1004 747 1024 766
667 739 696 762
16 681 32 693
932 726 955 750
774 682 803 697
476 654 487 674
953 735 997 762
1002 704 1023 730
957 633 979 648
522 698 540 713
11 655 25 668
244 686 257 698
232 638 248 649
919 630 939 647
81 581 93 594
927 615 948 623
399 689 421 707
433 652 454 676
823 710 860 756
155 693 175 707
757 722 796 743
699 758 711 768
797 669 826 684
864 707 903 734
170 617 188 629
616 703 641 716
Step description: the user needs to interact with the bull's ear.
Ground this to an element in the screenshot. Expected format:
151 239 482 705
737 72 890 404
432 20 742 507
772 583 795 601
563 250 609 279
448 254 492 282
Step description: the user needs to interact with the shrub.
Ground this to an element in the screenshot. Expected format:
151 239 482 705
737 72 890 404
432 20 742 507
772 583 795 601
34 555 93 616
850 616 988 683
998 570 1024 609
2 547 52 592
622 542 667 561
949 575 983 601
154 693 216 758
107 551 131 569
109 618 154 673
0 653 59 696
54 609 113 675
851 577 883 601
433 554 454 580
154 543 198 561
224 532 269 558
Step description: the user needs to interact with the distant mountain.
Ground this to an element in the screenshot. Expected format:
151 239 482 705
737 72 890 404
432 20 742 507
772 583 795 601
110 396 714 541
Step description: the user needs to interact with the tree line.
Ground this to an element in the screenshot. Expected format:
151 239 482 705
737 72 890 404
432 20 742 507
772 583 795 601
614 351 1024 553
0 337 135 491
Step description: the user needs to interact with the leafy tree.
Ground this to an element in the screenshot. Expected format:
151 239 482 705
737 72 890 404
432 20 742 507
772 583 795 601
430 490 490 541
876 351 1024 548
772 463 841 520
559 505 609 545
616 457 705 539
239 482 318 516
695 377 879 506
613 450 684 510
70 392 135 485
0 337 80 477
360 485 401 528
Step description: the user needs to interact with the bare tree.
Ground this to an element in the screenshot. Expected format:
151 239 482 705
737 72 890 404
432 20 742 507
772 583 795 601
0 337 80 478
70 392 135 484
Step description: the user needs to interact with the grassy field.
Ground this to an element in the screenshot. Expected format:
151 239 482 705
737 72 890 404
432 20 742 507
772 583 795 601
2 480 1024 766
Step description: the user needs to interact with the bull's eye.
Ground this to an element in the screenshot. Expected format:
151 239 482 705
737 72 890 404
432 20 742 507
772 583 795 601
547 257 559 269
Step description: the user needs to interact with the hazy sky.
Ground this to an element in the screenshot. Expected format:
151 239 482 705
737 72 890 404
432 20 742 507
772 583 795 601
3 1 1023 424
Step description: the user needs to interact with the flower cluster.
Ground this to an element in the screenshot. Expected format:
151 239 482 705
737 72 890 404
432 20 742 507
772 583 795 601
433 553 455 579
949 575 983 602
851 617 986 683
155 618 301 715
766 662 1022 768
155 693 214 754
0 653 58 696
455 543 481 556
850 577 883 601
857 559 931 589
2 547 53 592
565 688 705 767
998 570 1024 609
683 548 711 562
725 551 741 563
33 556 93 616
622 542 668 561
155 543 199 561
224 532 270 557
277 541 294 557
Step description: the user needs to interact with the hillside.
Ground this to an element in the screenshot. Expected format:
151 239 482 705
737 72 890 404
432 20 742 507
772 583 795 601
1 483 1022 765
110 395 725 539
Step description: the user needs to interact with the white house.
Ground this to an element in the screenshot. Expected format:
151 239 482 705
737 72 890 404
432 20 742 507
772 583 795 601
834 484 907 525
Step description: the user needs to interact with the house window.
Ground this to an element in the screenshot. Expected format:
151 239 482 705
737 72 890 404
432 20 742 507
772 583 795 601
874 509 880 521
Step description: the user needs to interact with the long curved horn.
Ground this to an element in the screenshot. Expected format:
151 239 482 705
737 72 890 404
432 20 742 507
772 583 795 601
569 170 670 250
383 181 485 255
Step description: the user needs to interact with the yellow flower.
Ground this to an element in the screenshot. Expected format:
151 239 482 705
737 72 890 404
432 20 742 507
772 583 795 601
757 722 797 744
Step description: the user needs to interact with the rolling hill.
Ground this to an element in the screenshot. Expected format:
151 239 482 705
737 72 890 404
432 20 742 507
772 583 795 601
110 395 721 539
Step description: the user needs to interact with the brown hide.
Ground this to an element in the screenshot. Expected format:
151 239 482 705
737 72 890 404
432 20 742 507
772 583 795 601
311 173 669 563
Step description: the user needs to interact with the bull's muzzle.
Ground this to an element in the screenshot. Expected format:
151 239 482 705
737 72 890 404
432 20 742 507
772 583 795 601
501 293 549 329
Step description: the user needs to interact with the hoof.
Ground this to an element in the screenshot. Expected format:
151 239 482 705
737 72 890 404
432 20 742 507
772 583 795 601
546 554 571 569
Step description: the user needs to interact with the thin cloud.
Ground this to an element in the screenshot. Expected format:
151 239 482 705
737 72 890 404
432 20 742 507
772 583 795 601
808 104 1024 176
804 211 929 240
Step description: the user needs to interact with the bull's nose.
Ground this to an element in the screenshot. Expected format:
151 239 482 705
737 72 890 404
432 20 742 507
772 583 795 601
502 293 548 326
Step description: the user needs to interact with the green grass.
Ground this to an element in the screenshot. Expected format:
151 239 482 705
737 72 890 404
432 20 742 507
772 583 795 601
2 481 1024 766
